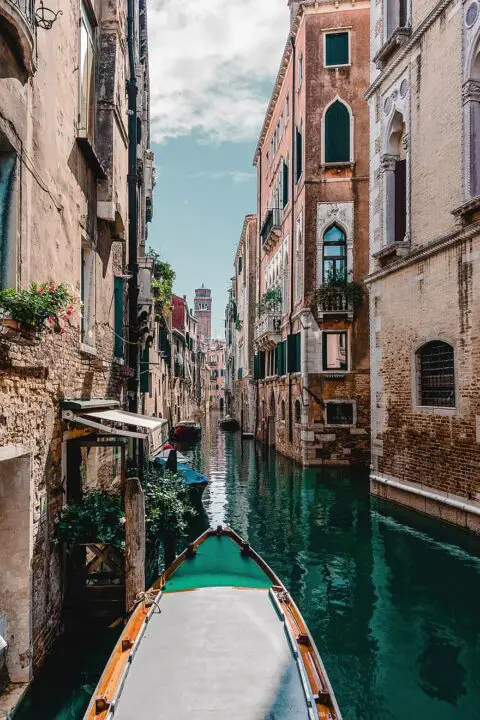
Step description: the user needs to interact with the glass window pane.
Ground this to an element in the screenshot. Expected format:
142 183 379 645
79 5 95 139
325 32 349 67
323 225 346 244
323 244 345 257
324 333 347 370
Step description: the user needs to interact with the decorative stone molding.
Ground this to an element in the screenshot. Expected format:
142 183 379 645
462 79 480 104
373 26 411 70
316 201 354 289
380 153 398 172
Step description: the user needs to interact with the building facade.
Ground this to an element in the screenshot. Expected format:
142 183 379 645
194 285 212 344
252 0 371 465
0 0 153 697
207 339 226 410
366 0 480 528
170 295 202 422
231 216 257 433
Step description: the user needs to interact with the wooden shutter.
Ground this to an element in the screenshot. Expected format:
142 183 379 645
325 102 350 163
296 128 303 181
325 33 349 66
259 351 266 379
114 277 124 358
282 160 289 207
140 346 149 393
394 159 406 243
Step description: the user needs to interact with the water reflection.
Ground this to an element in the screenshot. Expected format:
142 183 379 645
15 411 480 720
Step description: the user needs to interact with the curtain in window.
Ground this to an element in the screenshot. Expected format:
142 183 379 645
325 101 350 163
0 152 16 289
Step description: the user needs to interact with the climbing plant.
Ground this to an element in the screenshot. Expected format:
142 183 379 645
54 491 125 553
147 248 176 311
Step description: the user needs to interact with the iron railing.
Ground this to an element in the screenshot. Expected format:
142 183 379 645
254 312 282 340
260 208 281 246
7 0 36 28
317 287 353 314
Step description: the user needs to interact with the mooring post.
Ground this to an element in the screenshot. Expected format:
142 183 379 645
125 476 145 611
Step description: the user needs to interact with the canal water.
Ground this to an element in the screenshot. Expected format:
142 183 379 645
15 412 480 719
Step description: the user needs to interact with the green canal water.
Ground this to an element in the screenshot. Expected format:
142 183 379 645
15 413 480 719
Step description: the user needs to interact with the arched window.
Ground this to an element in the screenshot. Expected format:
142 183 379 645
294 399 301 424
280 399 286 421
295 212 303 303
384 110 407 244
324 101 351 163
417 341 455 408
466 40 480 197
323 225 347 283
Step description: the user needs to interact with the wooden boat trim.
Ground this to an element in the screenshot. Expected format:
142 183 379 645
84 525 341 720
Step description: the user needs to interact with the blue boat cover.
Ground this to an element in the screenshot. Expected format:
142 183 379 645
154 456 208 487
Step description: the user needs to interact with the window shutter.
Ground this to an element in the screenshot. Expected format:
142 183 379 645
325 102 350 163
259 351 266 379
295 333 301 372
140 346 149 393
394 159 406 243
325 33 349 66
282 160 289 207
114 277 124 358
296 128 303 181
287 334 295 373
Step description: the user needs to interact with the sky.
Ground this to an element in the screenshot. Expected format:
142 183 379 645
147 0 290 337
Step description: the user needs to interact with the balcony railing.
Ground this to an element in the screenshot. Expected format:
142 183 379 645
254 312 282 350
260 208 281 249
317 287 354 321
2 0 36 72
6 0 35 26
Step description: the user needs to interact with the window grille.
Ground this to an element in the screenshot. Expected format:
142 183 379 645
418 341 455 407
326 402 354 425
294 399 301 424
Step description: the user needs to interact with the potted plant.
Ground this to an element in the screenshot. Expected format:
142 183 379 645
0 282 76 343
316 269 363 311
257 287 282 315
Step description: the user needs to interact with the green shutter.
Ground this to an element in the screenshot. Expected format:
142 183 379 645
287 334 301 372
282 160 289 207
325 101 350 163
296 128 303 182
254 353 259 380
325 32 349 66
259 351 266 379
140 346 149 393
295 333 301 372
114 277 124 358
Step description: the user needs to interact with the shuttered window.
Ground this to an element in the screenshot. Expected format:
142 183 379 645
277 340 287 376
325 32 349 67
394 159 406 243
282 159 289 207
287 333 301 373
0 152 16 289
114 277 124 358
324 101 350 163
140 346 149 393
295 127 303 182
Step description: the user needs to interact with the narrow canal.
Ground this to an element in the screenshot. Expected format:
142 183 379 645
16 411 480 719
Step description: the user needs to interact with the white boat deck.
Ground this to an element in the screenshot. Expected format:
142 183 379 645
112 586 315 719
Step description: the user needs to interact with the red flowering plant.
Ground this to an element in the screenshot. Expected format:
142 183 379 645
0 282 77 335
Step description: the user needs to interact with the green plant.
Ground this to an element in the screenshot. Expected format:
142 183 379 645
147 248 176 311
257 287 282 315
317 269 363 310
235 319 242 331
0 282 77 334
141 466 195 544
54 491 125 553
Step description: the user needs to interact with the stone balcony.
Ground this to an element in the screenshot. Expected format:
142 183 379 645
254 312 282 350
0 0 36 74
317 287 354 322
260 208 281 252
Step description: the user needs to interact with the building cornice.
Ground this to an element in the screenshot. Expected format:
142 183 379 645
365 220 480 284
365 0 454 100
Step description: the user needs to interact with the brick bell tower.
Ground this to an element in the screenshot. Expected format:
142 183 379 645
194 285 212 343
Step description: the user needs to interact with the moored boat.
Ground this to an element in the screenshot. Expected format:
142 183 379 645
219 415 240 432
171 419 202 441
83 526 342 720
153 448 208 500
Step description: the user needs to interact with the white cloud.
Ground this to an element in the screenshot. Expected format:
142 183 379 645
148 0 290 143
191 170 256 183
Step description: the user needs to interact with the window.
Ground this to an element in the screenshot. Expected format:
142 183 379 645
114 277 124 358
0 148 17 290
384 111 407 245
417 341 455 408
324 101 351 163
266 152 269 174
281 399 286 421
323 225 347 283
78 2 95 141
281 158 289 208
322 332 348 371
386 0 407 37
298 53 303 86
295 125 303 182
238 256 243 275
294 399 301 424
287 332 301 373
81 243 96 346
326 402 354 425
325 32 349 67
295 213 303 303
285 94 289 121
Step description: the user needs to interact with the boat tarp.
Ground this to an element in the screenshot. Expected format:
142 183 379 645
154 455 208 487
163 535 272 592
112 587 312 719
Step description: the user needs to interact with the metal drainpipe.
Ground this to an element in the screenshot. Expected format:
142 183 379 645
288 35 296 444
127 0 139 461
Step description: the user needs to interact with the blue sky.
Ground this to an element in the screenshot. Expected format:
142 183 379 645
149 136 256 338
147 0 290 336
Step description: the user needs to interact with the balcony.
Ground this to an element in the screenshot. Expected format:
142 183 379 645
1 0 36 74
373 26 411 70
317 287 354 322
254 312 282 350
260 208 281 251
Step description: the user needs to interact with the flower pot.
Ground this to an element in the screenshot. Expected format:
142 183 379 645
0 317 38 345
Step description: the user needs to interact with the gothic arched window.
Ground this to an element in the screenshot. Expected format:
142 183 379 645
323 225 347 283
324 101 351 163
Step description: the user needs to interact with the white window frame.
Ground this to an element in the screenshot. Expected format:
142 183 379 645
80 239 96 351
323 29 351 69
321 95 354 165
298 52 304 88
78 1 96 141
321 330 350 373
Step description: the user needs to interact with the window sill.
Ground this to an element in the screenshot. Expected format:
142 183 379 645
79 342 97 356
76 136 107 179
321 161 354 170
414 405 457 417
322 371 348 378
324 63 351 69
373 26 411 69
452 195 480 226
324 423 355 429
